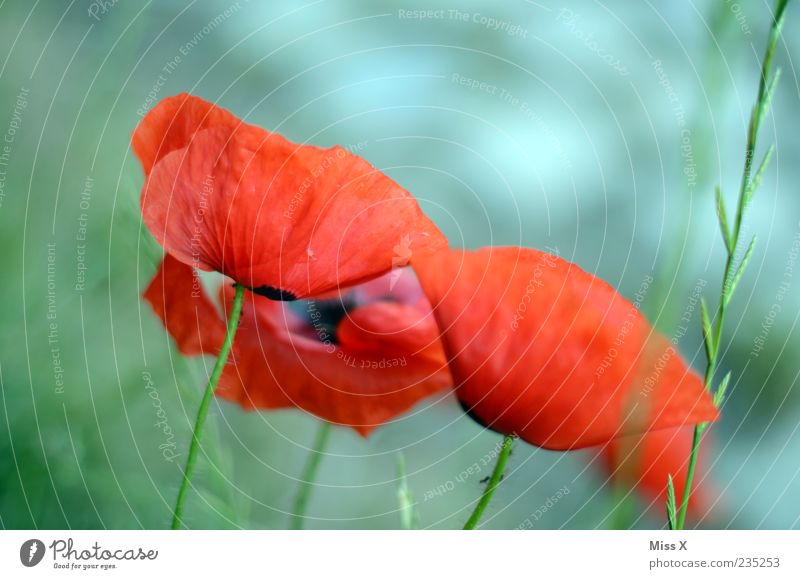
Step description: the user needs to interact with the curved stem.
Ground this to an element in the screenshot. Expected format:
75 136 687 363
290 421 332 530
674 0 791 530
171 283 246 530
463 434 515 530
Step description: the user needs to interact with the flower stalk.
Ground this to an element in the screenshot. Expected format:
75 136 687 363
463 434 515 530
290 421 333 530
171 283 246 530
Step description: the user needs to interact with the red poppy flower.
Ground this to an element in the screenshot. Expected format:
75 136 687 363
411 247 719 450
600 427 713 521
133 93 446 299
136 96 717 446
144 254 451 435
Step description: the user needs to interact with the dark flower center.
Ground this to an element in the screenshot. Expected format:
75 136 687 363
291 297 356 344
251 285 298 301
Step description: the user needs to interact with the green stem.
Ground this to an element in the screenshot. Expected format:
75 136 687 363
463 434 515 530
674 0 790 530
290 421 332 530
610 480 636 530
171 283 246 530
395 452 418 530
736 0 788 216
675 424 705 530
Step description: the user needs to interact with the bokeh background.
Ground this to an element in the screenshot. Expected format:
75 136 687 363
1 0 799 530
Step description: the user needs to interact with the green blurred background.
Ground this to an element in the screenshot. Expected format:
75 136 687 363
1 0 799 529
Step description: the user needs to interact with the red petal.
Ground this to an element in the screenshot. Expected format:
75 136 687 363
136 94 446 299
142 254 226 356
216 283 451 436
132 93 239 177
337 301 444 360
601 427 713 519
412 247 719 449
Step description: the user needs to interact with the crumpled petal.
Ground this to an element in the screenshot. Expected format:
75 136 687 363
215 273 451 436
133 93 238 177
412 247 719 450
134 93 447 300
142 259 451 435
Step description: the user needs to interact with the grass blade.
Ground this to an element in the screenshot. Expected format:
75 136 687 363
715 186 733 254
396 453 417 530
700 298 715 361
713 372 732 408
666 475 678 530
726 236 757 306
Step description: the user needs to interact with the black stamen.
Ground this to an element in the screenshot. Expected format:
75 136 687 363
251 285 298 301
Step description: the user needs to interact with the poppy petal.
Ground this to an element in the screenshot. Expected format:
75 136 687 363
216 286 451 436
133 93 239 177
337 301 443 359
412 247 719 449
601 427 713 520
136 94 447 299
142 254 227 356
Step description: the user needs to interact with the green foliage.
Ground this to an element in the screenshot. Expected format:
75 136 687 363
666 476 677 531
713 373 732 409
670 0 794 531
395 453 418 530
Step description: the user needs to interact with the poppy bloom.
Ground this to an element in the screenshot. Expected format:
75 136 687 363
599 427 713 522
144 254 452 434
136 95 716 446
133 93 446 300
411 247 719 450
145 244 718 442
135 93 452 435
